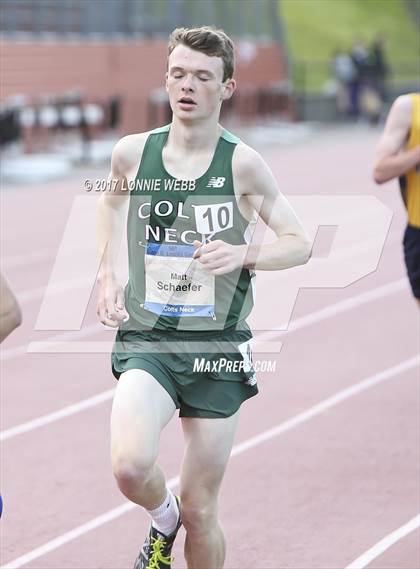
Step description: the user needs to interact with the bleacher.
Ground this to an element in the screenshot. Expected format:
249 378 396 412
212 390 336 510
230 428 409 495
0 0 292 155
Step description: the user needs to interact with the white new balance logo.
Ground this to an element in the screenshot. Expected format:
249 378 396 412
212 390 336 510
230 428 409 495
206 177 226 188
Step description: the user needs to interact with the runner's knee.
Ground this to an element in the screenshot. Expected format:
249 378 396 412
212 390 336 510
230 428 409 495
180 495 217 533
112 451 156 495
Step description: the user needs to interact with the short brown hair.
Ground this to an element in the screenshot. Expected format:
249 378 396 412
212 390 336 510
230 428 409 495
168 26 235 81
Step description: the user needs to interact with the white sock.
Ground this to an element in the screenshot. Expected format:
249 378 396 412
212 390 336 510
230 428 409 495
148 489 180 536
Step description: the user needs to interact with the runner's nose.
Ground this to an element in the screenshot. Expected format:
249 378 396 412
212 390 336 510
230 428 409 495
181 75 195 92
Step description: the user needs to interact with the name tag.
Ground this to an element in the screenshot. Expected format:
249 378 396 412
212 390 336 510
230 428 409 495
143 243 215 318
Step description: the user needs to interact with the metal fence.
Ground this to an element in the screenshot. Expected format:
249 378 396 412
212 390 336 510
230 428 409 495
292 60 420 97
0 0 283 40
292 59 419 122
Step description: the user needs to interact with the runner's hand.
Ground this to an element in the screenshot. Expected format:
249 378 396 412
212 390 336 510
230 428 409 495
193 239 246 275
96 274 129 327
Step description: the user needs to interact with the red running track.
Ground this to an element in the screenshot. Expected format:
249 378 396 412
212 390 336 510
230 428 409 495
1 125 419 569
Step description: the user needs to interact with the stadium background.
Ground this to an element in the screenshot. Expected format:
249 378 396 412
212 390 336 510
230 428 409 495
1 0 418 139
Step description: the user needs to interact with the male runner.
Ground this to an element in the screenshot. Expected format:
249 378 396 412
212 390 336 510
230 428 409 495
0 272 22 343
97 27 311 569
0 271 22 516
373 93 420 305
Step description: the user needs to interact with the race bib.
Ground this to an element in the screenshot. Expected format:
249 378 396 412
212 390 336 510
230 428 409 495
193 202 233 235
143 243 215 318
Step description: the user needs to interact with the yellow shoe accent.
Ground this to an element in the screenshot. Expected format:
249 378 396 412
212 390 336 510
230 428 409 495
147 535 173 568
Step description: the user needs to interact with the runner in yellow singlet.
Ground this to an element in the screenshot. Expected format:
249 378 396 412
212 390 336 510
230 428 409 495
374 93 420 306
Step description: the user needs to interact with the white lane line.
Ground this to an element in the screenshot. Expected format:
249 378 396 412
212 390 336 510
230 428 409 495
1 322 103 362
0 277 409 439
345 514 420 568
0 390 114 442
264 278 407 336
2 355 418 569
2 475 180 569
231 356 419 456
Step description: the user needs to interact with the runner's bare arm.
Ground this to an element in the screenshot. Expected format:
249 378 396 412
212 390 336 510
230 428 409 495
195 145 311 274
0 273 22 342
373 95 420 184
238 146 311 270
96 134 145 326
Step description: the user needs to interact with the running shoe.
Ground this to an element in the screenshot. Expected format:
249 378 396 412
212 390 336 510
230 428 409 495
133 497 182 569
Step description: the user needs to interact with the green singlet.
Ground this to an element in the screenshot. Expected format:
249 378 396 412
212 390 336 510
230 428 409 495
112 124 259 418
124 124 256 332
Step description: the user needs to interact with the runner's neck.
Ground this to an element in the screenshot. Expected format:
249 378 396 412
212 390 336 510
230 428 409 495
168 117 223 153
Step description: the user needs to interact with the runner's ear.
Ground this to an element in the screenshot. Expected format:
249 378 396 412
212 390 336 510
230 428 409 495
221 78 236 101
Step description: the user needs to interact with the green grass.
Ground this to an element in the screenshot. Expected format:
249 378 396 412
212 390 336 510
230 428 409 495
280 0 420 91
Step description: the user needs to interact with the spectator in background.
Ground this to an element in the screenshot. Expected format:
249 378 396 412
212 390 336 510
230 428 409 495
349 39 369 117
331 48 357 115
0 97 23 148
108 96 121 131
358 35 389 125
368 34 389 101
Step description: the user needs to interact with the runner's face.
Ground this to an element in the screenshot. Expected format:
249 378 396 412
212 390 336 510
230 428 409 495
166 44 235 120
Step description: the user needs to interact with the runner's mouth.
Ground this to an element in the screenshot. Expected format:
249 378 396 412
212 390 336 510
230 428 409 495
178 97 197 106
